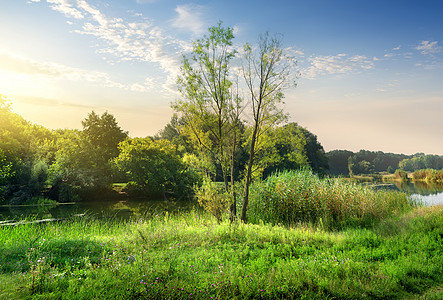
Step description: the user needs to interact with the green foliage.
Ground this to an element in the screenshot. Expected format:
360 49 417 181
326 150 354 176
248 169 414 229
113 138 199 199
155 114 194 155
394 169 409 181
399 154 443 172
412 169 443 182
331 150 411 176
263 123 328 177
1 207 442 299
0 149 13 198
195 180 231 223
81 111 128 164
349 159 375 176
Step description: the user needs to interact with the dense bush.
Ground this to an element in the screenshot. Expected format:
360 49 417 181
248 169 413 229
394 169 409 181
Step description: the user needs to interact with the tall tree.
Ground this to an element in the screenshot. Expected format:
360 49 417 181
173 22 241 220
81 111 128 164
240 33 296 222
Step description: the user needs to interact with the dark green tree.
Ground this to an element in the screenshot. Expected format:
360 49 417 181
263 123 327 177
326 150 354 176
81 111 128 164
113 138 199 200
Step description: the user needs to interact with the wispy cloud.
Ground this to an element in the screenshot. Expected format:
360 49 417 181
416 40 441 55
171 4 206 36
0 52 153 92
47 0 84 19
32 0 184 93
376 80 399 93
303 54 374 79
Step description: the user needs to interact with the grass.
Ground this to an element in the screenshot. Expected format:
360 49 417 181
248 170 414 229
0 204 442 299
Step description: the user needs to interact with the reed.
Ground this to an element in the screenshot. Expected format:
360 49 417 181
248 169 414 229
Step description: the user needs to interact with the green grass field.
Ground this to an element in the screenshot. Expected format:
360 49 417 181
1 204 442 299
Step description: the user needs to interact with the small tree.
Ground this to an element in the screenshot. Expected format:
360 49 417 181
195 179 231 223
174 22 242 219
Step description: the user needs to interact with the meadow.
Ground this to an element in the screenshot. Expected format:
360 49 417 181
0 171 442 299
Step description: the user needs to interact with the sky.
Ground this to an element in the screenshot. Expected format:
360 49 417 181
0 0 442 155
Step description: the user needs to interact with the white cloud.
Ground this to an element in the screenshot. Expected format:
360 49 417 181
171 4 206 36
43 0 183 94
47 0 84 19
416 40 441 55
303 54 374 79
0 52 152 92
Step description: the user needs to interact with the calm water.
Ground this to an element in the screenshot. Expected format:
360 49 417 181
372 181 443 206
0 199 198 222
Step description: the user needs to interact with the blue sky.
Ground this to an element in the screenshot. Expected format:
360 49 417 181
0 0 442 155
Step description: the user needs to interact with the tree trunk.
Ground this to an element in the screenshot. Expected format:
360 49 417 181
240 122 259 223
229 129 237 222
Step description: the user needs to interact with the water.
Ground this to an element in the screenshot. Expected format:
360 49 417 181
373 181 443 206
411 193 443 206
0 199 198 222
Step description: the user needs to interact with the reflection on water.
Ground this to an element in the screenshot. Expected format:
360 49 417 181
0 199 199 222
385 181 443 206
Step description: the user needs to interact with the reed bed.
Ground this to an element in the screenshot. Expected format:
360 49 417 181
248 169 414 229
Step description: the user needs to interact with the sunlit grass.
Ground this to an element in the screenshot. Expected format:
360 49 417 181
1 205 442 299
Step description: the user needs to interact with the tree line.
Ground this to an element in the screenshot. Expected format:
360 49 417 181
327 149 443 176
0 94 327 207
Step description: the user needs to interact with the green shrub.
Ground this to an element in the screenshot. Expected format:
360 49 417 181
394 169 409 181
195 180 231 223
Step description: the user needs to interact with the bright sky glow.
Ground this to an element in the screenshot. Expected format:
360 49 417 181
1 0 442 155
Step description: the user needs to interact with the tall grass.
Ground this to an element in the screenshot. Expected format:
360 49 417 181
248 169 414 229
